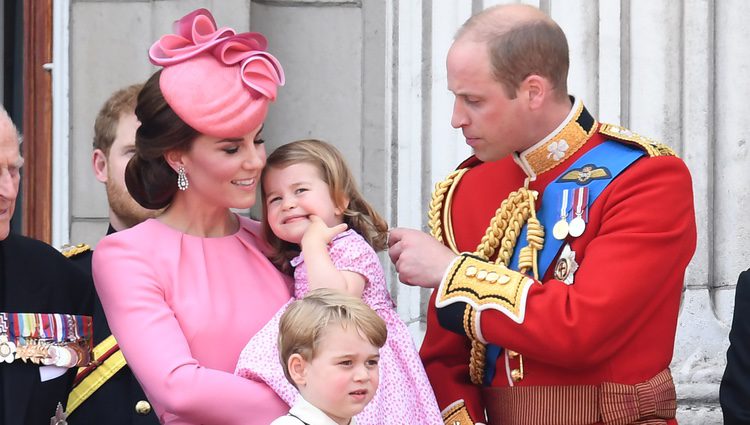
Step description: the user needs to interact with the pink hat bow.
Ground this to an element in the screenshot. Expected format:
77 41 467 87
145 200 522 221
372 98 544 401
149 9 285 138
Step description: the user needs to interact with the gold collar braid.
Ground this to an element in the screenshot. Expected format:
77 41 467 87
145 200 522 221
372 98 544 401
429 172 544 385
513 98 597 180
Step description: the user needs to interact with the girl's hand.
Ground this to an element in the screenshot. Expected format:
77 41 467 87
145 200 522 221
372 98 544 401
299 215 364 296
301 215 348 249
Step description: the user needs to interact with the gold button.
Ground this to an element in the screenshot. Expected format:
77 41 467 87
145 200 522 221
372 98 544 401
485 272 499 283
135 400 151 415
476 270 488 280
465 266 477 277
507 350 519 359
511 368 523 382
498 274 511 284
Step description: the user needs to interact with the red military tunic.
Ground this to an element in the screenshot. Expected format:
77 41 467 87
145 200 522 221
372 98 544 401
421 99 697 425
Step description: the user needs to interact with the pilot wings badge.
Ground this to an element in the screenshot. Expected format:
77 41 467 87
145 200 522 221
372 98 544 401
556 164 611 186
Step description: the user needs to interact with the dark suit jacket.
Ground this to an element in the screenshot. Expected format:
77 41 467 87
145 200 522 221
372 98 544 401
0 233 94 425
721 269 750 424
66 225 158 425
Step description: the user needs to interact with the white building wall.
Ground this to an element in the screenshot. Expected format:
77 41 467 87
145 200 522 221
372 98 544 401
63 0 738 421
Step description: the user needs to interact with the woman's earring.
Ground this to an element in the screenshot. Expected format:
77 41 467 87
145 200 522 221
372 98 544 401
177 166 189 191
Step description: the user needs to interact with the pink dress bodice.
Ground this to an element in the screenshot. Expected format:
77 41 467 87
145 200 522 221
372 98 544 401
93 216 292 424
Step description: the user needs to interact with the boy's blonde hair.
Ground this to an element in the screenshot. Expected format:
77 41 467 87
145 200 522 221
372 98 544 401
261 139 389 274
278 288 387 386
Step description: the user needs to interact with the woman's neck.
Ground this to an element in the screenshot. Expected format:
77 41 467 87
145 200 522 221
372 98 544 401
159 194 239 237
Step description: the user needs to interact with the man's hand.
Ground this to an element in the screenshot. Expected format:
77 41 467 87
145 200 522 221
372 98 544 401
387 227 458 289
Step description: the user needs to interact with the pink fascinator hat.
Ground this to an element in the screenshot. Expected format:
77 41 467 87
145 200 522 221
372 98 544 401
149 8 285 138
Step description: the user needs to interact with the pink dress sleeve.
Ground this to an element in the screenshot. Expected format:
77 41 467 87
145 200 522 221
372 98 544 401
93 222 289 424
328 231 380 284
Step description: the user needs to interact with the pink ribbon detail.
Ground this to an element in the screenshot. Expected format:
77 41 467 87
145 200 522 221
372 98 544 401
148 8 284 100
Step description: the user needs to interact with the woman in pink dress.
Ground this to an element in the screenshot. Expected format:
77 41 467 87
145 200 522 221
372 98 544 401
235 140 443 424
92 9 289 424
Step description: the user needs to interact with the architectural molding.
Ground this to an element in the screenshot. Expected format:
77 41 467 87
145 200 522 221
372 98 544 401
251 0 361 7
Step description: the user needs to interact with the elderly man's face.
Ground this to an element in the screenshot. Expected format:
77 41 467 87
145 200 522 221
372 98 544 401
0 118 22 240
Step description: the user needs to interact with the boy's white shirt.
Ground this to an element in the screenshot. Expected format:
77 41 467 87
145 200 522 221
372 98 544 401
269 397 358 425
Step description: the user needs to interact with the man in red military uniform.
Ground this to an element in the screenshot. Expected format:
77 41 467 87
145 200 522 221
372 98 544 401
388 4 696 425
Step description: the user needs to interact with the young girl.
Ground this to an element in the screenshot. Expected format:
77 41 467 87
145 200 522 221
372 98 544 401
236 139 442 424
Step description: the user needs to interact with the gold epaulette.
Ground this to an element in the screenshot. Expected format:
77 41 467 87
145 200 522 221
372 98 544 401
59 243 91 259
599 123 677 157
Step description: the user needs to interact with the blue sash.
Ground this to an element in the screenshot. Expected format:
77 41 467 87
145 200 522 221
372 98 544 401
483 140 645 385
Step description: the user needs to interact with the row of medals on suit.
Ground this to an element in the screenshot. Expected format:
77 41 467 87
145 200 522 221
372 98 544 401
0 314 90 368
550 187 588 284
0 332 89 368
552 187 589 240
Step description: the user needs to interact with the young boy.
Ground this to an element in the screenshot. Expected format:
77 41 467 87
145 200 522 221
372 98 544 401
271 289 387 425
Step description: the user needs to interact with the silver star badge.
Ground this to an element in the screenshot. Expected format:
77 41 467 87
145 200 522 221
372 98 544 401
554 244 579 285
50 402 67 425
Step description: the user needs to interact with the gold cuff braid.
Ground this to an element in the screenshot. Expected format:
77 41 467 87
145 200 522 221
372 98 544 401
438 254 534 323
442 400 476 425
463 304 485 385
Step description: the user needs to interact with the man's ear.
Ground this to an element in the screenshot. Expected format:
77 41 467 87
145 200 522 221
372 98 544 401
92 149 108 184
520 74 547 110
288 353 308 387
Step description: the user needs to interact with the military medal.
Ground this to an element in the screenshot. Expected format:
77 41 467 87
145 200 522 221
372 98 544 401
49 345 77 368
568 187 589 238
0 312 93 367
0 314 14 363
554 244 579 284
552 189 570 240
50 402 68 425
0 334 16 363
569 217 585 237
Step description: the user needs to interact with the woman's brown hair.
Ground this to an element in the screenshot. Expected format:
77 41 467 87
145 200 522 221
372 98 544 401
125 70 200 209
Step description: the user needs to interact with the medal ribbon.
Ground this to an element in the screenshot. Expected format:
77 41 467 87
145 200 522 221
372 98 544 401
572 187 590 223
2 313 93 344
559 189 570 221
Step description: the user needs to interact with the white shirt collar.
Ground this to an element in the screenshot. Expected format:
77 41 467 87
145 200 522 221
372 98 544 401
287 397 357 425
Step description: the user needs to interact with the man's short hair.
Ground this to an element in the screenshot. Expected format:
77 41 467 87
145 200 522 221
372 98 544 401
92 84 143 155
457 6 569 99
278 288 387 387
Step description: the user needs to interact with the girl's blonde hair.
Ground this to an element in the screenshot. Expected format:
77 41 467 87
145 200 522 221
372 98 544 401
261 139 389 274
